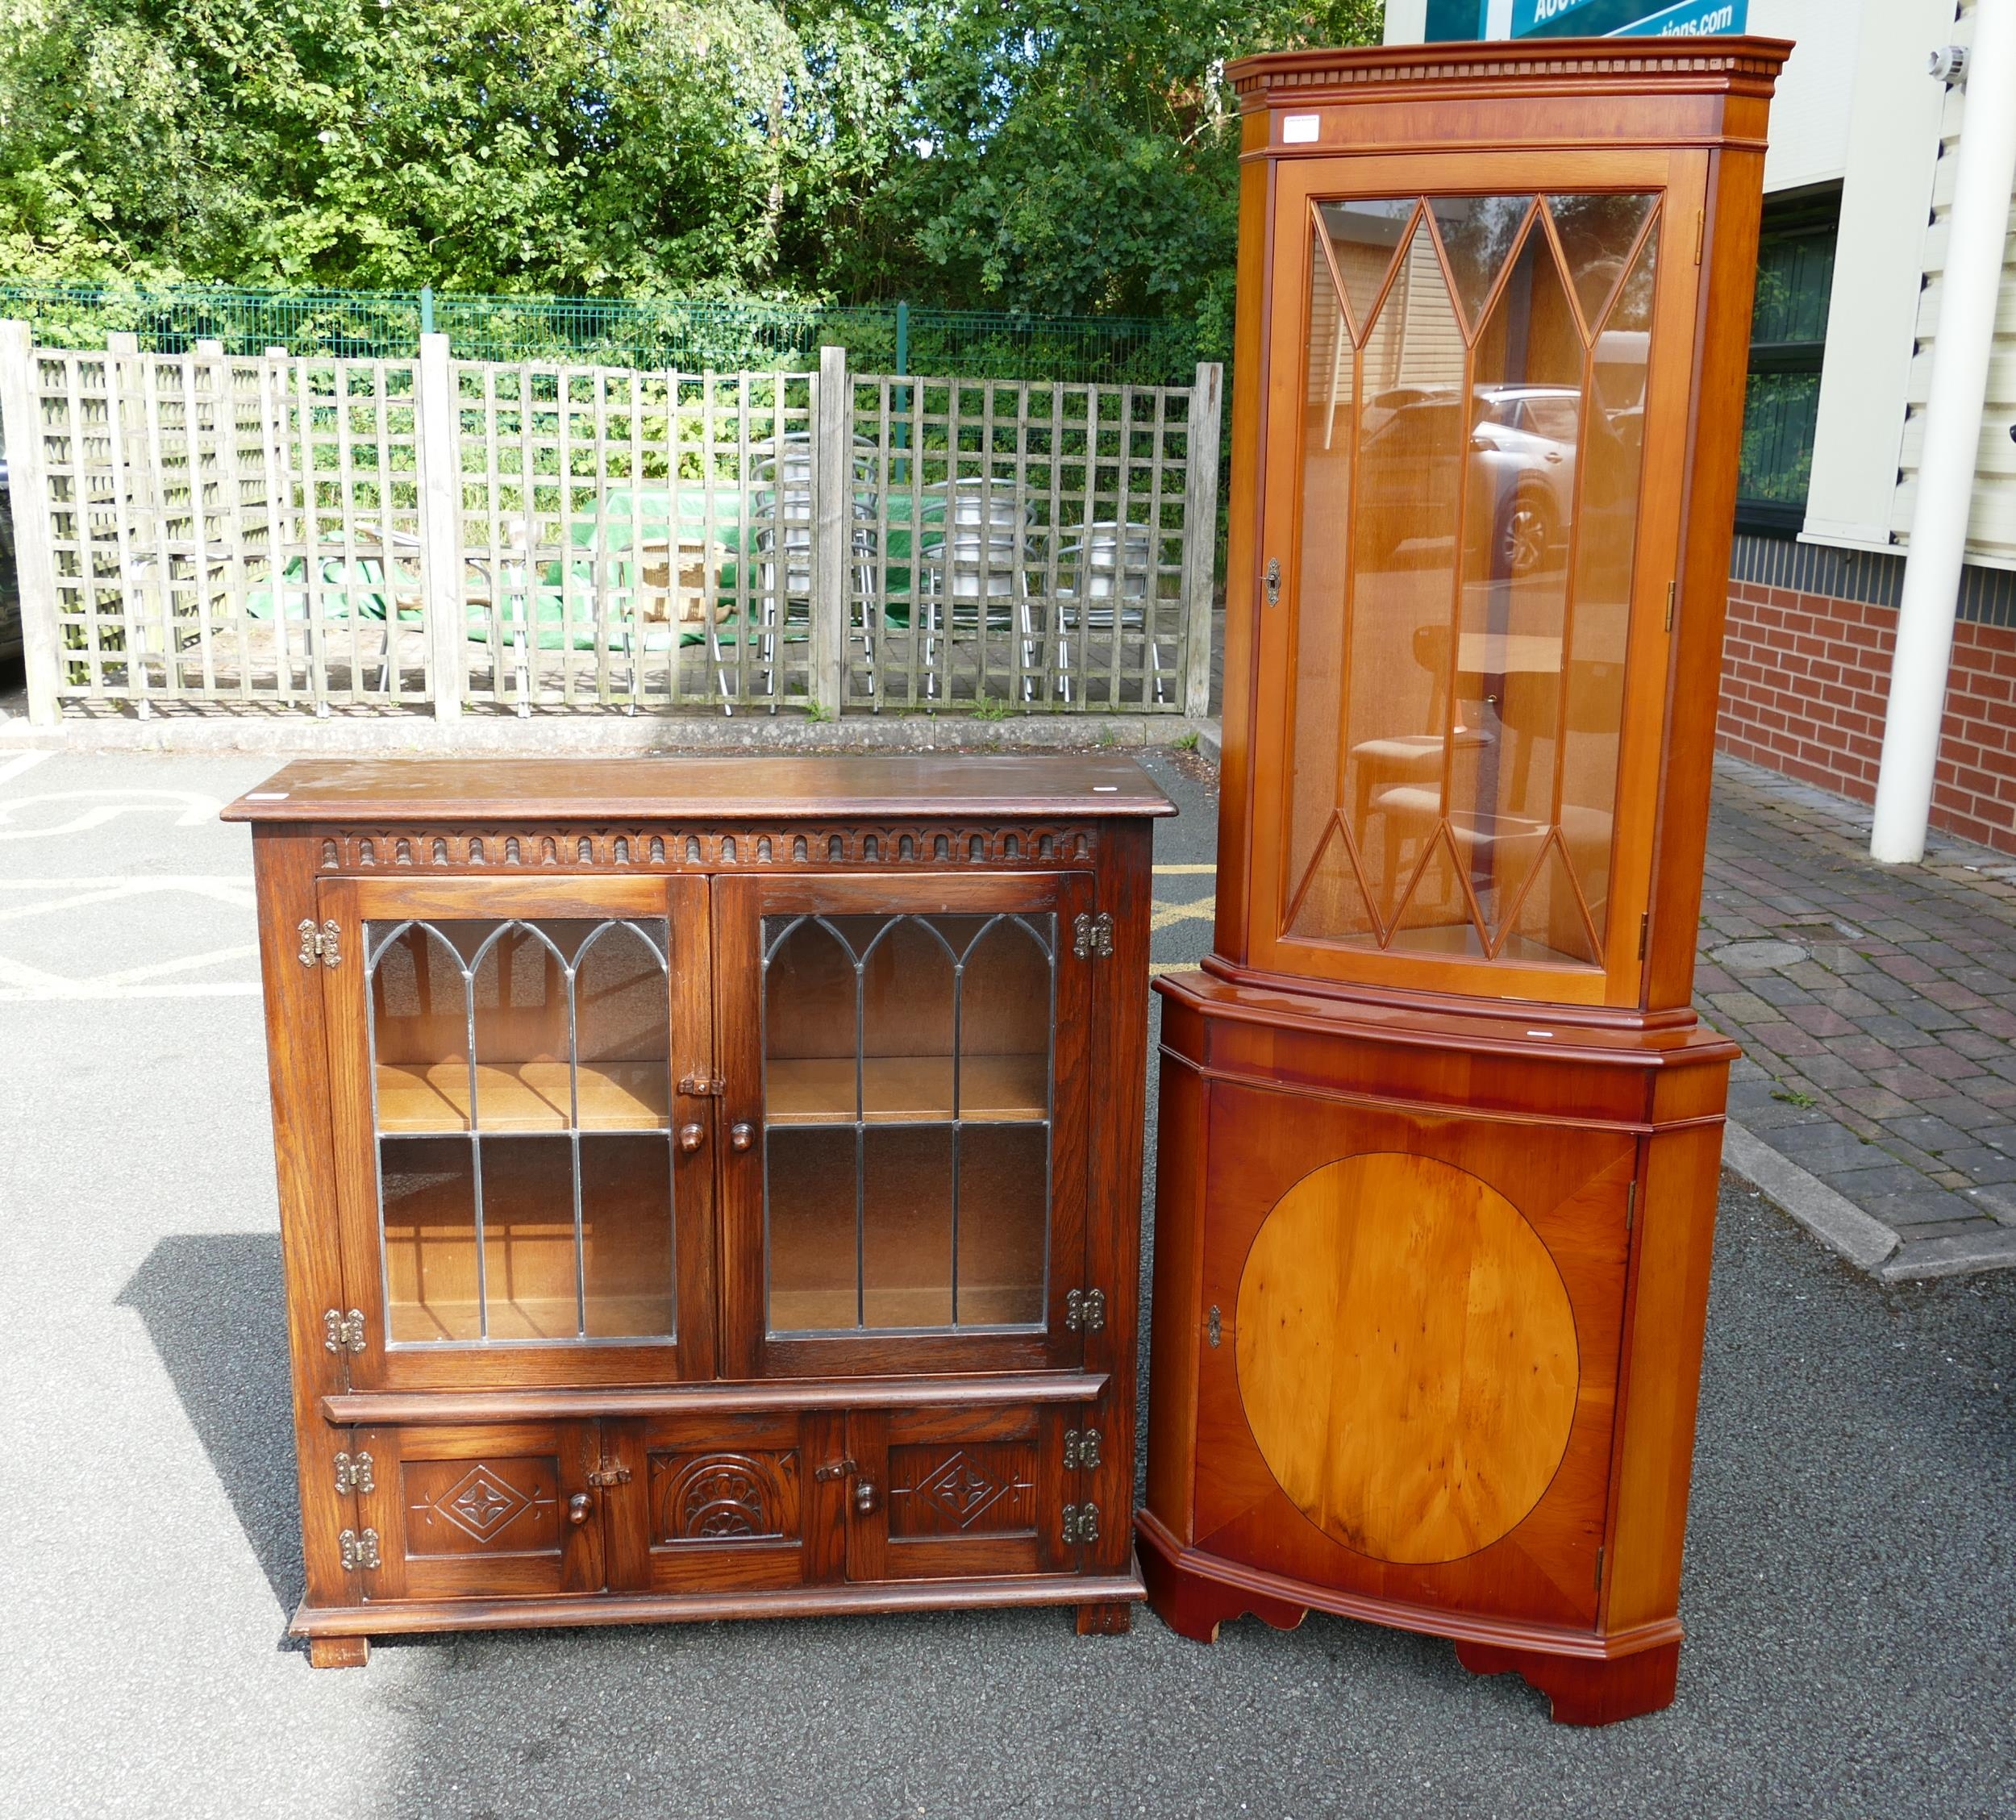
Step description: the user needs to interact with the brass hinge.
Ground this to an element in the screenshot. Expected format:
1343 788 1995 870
1693 209 1705 264
1638 913 1650 961
677 1072 725 1097
1064 1287 1106 1334
339 1528 381 1572
1665 579 1677 632
1206 1304 1222 1348
323 1308 366 1355
1064 1427 1102 1472
585 1458 631 1489
1595 1543 1606 1591
297 918 341 968
1061 1502 1101 1546
1072 911 1114 960
333 1451 375 1496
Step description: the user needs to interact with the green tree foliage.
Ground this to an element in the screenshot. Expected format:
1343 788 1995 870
0 0 1381 341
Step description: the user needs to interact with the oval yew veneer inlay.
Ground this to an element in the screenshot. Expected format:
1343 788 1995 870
1235 1152 1577 1566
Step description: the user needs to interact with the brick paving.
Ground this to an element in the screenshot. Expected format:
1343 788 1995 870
1700 754 2016 1276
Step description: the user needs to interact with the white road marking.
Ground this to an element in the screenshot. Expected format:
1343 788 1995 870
0 789 224 839
0 979 264 1002
0 749 56 787
0 876 260 999
0 877 256 924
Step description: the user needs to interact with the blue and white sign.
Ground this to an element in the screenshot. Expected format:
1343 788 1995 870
1511 0 1610 33
1427 0 1747 41
1497 0 1748 36
1606 0 1746 36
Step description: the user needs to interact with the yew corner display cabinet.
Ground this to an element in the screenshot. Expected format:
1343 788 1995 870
1139 40 1787 1726
224 754 1171 1666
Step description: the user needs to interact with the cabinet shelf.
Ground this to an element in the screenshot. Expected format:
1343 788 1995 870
376 1060 671 1134
764 1053 1048 1126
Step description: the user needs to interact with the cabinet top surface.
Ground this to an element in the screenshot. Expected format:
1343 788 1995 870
221 753 1177 825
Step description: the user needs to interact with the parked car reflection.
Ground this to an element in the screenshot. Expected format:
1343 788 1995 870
1356 383 1572 578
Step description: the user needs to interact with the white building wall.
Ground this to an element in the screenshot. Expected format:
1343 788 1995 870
1801 0 1953 553
1384 0 1430 41
1744 0 1857 191
1891 0 2016 568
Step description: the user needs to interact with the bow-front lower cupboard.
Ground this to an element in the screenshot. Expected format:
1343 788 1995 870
224 756 1172 1665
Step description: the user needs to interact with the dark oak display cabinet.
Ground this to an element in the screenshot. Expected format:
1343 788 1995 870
1140 40 1787 1726
226 756 1170 1665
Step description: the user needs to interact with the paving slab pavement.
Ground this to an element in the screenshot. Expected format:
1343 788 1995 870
1700 755 2016 1280
1 742 2011 1817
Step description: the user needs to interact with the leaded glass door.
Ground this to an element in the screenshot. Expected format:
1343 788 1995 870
319 875 716 1389
1248 150 1701 1008
714 870 1094 1378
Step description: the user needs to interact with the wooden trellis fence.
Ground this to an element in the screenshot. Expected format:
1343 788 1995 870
0 322 1222 724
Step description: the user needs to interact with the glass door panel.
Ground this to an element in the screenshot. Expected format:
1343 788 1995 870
717 870 1089 1378
354 899 682 1356
760 910 1056 1337
1272 173 1668 985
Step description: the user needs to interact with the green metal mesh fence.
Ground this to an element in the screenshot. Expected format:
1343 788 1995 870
0 283 1202 384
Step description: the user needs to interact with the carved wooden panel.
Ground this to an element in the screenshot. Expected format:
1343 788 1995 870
649 1450 801 1545
401 1457 563 1556
316 824 1098 875
887 1443 1038 1539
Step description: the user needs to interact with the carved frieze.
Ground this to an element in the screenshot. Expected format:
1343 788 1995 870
316 825 1096 874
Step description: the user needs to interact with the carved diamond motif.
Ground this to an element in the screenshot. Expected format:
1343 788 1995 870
914 1451 1008 1531
432 1465 530 1542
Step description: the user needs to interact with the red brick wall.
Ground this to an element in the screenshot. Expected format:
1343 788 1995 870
1718 581 2016 856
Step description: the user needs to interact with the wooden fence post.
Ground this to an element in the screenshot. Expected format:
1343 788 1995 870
0 319 61 726
810 344 848 716
1181 360 1224 721
418 331 463 719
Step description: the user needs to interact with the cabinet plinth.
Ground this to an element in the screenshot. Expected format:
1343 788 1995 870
1143 37 1786 1725
227 754 1171 1658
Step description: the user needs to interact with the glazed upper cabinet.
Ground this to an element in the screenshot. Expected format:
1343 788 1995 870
227 755 1170 1660
319 868 1098 1389
1242 144 1715 1010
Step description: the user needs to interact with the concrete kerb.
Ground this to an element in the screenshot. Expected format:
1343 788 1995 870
1722 1118 2016 1281
1722 1120 1901 1274
0 709 1220 759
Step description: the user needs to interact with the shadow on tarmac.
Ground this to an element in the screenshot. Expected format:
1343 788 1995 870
119 1233 303 1618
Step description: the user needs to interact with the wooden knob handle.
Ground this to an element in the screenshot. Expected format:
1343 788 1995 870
569 1493 591 1526
853 1479 877 1516
729 1122 754 1152
677 1122 704 1153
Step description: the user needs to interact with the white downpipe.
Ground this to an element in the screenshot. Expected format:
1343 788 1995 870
1870 0 2016 864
